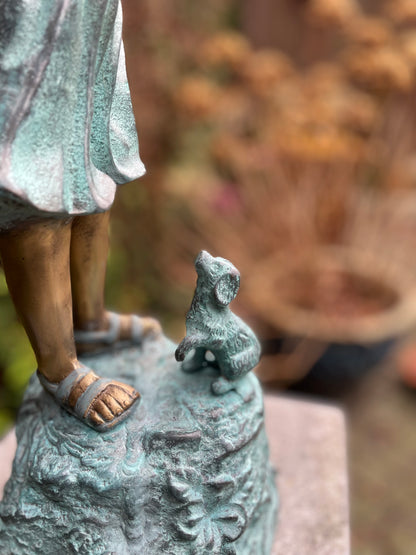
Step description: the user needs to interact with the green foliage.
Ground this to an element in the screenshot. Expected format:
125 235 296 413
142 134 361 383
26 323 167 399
0 273 35 436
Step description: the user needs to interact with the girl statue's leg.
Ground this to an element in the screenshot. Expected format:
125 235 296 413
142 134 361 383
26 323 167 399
0 218 140 431
70 211 161 352
70 211 110 332
0 219 77 382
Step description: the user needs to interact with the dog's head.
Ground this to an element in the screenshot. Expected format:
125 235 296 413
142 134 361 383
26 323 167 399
194 251 240 308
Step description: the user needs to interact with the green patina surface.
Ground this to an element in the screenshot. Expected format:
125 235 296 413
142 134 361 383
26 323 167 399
0 335 277 554
176 251 261 396
0 0 144 229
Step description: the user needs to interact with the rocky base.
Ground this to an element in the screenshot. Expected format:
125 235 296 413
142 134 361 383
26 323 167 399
0 335 277 554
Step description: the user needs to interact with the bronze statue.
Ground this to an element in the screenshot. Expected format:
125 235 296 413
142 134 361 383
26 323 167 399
0 0 160 431
176 250 261 395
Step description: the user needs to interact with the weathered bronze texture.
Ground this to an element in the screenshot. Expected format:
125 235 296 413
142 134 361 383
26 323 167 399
176 250 261 395
0 1 158 430
0 213 160 430
0 336 278 553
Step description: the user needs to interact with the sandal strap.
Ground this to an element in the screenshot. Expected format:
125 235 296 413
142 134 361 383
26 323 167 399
130 315 144 343
74 312 121 345
37 365 92 403
73 312 144 346
37 365 137 431
38 366 112 415
74 376 113 418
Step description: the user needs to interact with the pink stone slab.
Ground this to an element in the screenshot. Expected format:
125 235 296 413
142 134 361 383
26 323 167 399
0 430 16 499
267 395 350 555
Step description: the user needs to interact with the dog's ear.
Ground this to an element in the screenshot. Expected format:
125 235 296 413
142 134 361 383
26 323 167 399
214 272 240 307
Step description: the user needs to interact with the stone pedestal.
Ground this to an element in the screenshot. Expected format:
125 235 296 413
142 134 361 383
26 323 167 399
0 431 14 499
266 396 349 555
1 392 349 554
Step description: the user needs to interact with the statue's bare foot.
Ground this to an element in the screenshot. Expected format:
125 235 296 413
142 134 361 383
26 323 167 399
75 311 162 354
37 365 140 431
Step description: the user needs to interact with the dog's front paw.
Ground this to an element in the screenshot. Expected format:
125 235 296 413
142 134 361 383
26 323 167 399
211 376 233 395
181 358 200 373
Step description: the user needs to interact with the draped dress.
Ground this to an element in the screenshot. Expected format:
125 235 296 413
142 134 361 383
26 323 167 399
0 0 145 230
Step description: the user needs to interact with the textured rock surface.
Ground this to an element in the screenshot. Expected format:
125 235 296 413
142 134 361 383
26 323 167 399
1 395 351 555
0 335 277 554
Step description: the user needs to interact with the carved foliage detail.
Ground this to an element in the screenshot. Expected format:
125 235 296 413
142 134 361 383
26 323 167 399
168 464 254 554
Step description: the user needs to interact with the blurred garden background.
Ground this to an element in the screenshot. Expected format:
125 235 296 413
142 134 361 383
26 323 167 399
2 0 416 552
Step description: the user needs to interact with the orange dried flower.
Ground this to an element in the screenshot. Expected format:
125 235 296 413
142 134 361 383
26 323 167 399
336 90 379 134
306 0 360 27
400 31 416 69
385 0 416 27
344 16 393 48
344 45 414 93
275 65 378 135
199 31 251 71
237 49 293 97
282 130 365 162
303 63 345 95
175 77 221 120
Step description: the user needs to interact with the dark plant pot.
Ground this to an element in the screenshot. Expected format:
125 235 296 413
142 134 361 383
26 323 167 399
311 338 396 378
297 338 396 396
262 335 397 397
248 247 416 389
